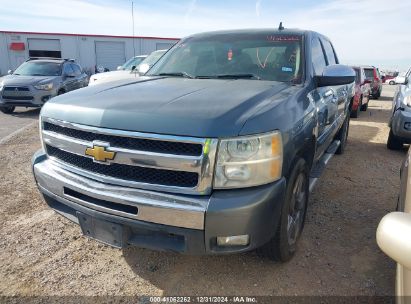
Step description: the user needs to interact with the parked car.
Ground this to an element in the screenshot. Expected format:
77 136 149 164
351 66 371 118
387 68 411 149
387 78 397 85
89 55 147 85
383 75 396 84
363 66 382 99
377 147 411 299
32 28 355 262
88 50 167 86
0 58 88 114
395 69 411 86
117 55 147 71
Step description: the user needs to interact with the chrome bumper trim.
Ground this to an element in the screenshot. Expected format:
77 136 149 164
34 159 208 230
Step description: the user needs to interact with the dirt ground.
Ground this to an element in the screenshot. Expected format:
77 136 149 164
0 85 405 297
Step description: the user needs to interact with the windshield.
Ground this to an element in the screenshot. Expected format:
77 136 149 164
364 69 374 79
353 68 360 84
13 61 61 76
142 50 167 67
148 33 304 83
121 57 146 70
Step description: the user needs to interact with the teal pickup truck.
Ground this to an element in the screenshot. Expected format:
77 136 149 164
32 27 354 262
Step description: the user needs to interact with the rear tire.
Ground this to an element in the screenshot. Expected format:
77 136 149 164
360 98 368 111
0 105 15 114
387 129 403 150
335 114 350 155
257 159 309 262
351 98 361 118
389 80 395 85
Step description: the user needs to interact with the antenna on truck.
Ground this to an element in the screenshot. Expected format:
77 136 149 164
278 22 284 30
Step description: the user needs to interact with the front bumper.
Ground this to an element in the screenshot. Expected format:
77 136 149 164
32 150 286 254
371 85 381 96
391 109 411 143
0 88 57 107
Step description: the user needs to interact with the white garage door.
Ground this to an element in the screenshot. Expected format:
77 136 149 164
27 38 61 58
95 41 126 71
28 38 61 51
156 42 174 50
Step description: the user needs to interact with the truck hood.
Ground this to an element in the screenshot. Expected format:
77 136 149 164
1 75 57 86
42 77 291 137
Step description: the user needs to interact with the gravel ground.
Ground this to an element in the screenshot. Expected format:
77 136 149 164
0 85 404 297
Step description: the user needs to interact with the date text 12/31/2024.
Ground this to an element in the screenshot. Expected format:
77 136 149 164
149 296 258 303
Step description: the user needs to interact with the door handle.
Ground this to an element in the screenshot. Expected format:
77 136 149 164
323 89 333 98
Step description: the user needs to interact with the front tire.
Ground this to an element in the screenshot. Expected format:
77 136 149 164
0 105 15 114
351 98 361 118
389 80 395 85
387 129 403 150
257 159 309 262
335 114 350 155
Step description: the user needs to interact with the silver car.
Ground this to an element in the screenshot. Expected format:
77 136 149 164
0 58 88 114
387 67 411 149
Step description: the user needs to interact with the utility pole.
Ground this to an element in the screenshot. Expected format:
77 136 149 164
132 1 136 57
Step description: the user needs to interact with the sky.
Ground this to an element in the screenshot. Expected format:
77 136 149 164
0 0 410 71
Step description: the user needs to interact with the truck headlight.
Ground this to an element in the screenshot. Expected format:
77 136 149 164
214 131 283 189
0 81 4 91
34 83 53 90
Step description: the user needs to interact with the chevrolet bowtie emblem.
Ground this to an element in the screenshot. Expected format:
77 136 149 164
85 145 115 162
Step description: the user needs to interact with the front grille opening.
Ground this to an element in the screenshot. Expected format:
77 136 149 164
64 187 138 215
43 122 203 156
4 86 30 91
2 96 34 100
46 145 199 188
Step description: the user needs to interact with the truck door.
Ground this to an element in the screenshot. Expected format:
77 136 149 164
309 37 338 161
320 38 348 121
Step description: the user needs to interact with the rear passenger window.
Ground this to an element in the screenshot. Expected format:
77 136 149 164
312 38 327 76
71 64 81 76
321 39 337 65
63 64 74 75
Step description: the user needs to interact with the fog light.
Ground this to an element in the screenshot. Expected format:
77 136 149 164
405 122 411 130
217 235 249 246
42 95 52 102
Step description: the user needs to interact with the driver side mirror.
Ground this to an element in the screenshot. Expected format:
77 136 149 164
377 212 411 269
316 64 355 87
117 65 123 70
7 70 13 75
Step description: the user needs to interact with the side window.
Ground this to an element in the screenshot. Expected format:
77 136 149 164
70 64 81 76
321 39 337 65
63 64 74 75
311 38 327 76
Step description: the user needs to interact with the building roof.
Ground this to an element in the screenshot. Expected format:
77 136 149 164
0 30 180 41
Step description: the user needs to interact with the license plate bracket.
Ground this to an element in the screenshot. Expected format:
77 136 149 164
77 212 123 248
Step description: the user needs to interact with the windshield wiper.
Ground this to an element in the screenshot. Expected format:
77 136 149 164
198 73 261 80
32 74 47 76
157 72 195 79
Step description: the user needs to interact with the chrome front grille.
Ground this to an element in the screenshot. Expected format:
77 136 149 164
41 117 218 195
